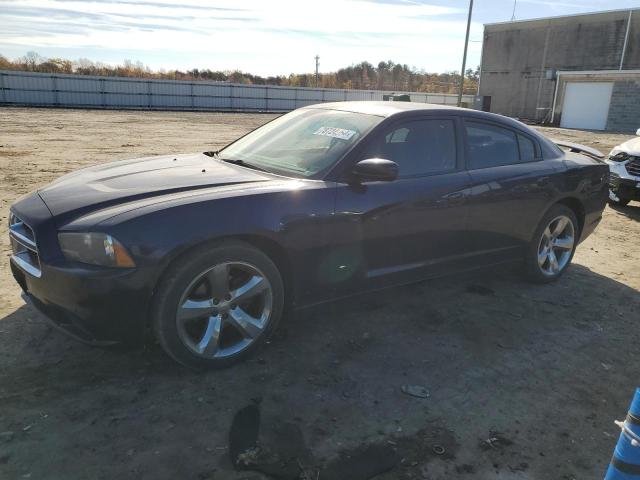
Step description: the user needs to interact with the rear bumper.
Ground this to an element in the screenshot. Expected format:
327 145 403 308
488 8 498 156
11 257 150 346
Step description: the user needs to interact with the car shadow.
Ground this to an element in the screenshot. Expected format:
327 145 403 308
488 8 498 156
608 202 640 221
0 263 639 479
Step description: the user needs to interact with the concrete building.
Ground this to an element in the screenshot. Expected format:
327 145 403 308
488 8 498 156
478 8 640 131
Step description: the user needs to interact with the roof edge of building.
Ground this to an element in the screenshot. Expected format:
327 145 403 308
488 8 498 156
484 7 639 28
556 69 640 75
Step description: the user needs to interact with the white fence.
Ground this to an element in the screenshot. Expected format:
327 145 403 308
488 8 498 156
0 70 474 112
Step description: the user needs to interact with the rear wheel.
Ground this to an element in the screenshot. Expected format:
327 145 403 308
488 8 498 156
152 242 284 369
524 205 578 283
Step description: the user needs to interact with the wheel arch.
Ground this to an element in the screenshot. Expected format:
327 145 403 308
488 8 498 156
527 197 585 245
144 233 294 336
554 197 585 236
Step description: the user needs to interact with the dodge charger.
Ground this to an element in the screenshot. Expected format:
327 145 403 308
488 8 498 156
9 102 608 368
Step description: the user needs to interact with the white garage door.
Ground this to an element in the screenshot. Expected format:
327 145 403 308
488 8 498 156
560 82 613 130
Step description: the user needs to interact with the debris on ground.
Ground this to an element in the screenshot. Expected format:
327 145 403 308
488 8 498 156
432 444 445 455
401 384 430 398
480 431 514 450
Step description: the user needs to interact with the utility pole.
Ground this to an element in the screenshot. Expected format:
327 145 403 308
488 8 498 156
315 55 320 87
457 0 474 107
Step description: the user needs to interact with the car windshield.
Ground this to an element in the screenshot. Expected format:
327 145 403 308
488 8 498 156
218 108 382 178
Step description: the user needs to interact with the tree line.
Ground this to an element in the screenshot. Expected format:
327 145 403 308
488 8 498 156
0 52 479 94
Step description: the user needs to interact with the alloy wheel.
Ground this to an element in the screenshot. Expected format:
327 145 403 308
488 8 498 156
175 261 273 359
537 215 575 276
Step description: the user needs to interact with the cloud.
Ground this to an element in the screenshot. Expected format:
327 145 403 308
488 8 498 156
0 0 481 75
516 0 601 7
56 0 249 12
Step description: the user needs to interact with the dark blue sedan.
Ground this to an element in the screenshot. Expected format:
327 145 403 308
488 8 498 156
9 102 608 368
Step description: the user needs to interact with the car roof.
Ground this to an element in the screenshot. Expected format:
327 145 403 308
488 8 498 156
306 100 520 126
306 101 464 117
305 101 564 159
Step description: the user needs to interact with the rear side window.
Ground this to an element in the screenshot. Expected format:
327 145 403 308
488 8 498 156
364 119 457 177
518 134 536 162
465 121 539 169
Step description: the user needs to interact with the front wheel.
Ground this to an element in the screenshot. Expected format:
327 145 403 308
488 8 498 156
152 242 284 369
524 205 578 283
608 189 630 207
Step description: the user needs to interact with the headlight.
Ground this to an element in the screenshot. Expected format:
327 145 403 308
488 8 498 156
608 149 630 162
58 232 136 268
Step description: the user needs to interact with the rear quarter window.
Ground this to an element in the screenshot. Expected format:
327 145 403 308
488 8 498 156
465 121 541 169
517 134 537 162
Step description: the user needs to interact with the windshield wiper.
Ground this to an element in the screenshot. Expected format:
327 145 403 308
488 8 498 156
204 150 269 173
219 157 269 173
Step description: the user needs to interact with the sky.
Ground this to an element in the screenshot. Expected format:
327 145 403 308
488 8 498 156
0 0 639 76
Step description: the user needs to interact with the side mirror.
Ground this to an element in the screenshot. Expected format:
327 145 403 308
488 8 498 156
352 158 399 182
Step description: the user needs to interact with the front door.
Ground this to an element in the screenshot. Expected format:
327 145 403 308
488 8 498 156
330 116 472 295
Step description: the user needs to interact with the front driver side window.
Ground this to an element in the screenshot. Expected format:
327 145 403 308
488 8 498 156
363 119 457 177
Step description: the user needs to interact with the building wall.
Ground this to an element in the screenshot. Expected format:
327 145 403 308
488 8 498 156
607 79 640 131
0 70 474 112
479 9 640 121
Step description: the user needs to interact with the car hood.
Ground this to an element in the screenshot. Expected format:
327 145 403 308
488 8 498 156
616 136 640 155
38 152 272 218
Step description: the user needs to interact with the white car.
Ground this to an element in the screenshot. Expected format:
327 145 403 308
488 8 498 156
606 129 640 206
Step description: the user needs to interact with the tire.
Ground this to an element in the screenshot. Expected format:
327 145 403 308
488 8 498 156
608 189 630 207
524 204 579 283
152 241 284 369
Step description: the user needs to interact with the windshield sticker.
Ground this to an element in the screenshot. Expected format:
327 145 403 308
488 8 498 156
313 126 356 141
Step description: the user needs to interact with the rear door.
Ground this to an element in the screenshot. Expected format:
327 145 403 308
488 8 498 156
463 119 563 264
331 115 472 295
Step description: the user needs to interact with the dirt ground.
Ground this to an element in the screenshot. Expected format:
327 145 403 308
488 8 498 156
0 107 639 480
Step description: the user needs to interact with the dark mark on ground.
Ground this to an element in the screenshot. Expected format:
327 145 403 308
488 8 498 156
466 284 495 296
319 443 400 480
229 404 261 469
229 404 459 479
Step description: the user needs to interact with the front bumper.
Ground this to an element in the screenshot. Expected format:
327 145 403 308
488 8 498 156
609 174 640 201
607 160 640 201
11 257 149 346
9 193 151 346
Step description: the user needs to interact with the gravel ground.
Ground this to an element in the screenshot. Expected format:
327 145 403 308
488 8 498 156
0 107 639 480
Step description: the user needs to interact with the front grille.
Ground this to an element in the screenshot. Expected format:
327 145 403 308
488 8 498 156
9 211 41 277
626 157 640 177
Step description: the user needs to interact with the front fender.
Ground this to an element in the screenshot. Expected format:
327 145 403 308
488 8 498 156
71 183 337 306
